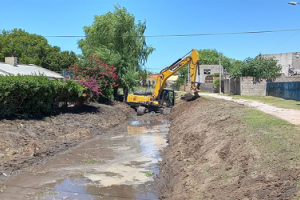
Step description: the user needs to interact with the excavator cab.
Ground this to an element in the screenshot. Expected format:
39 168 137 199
159 89 175 107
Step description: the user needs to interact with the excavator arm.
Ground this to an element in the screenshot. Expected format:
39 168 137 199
152 49 200 99
127 49 200 115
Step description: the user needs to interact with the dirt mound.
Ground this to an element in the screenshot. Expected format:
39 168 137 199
0 101 136 180
180 92 199 101
155 98 300 199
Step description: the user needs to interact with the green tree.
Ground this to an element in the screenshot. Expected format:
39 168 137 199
0 29 78 71
230 56 281 79
197 49 233 72
172 65 188 88
139 69 151 87
78 5 154 101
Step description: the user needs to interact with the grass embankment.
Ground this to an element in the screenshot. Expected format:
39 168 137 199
243 109 300 172
231 95 300 110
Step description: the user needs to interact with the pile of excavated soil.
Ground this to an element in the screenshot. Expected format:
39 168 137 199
156 97 300 200
0 101 139 180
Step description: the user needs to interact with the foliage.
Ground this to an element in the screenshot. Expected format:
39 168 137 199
0 29 78 71
0 75 85 117
172 65 188 88
139 69 152 87
213 77 220 87
77 5 154 99
69 56 119 100
206 73 220 77
197 49 234 72
55 80 85 105
230 56 281 79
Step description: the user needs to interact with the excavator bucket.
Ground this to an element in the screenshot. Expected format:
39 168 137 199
181 92 199 101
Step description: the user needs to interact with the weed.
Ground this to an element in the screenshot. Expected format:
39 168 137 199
145 172 155 177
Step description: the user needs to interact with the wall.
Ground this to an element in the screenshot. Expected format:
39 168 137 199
224 75 300 96
197 65 222 83
200 83 214 93
226 77 266 96
229 78 241 95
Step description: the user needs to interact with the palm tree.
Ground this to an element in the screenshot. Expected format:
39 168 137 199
139 69 152 87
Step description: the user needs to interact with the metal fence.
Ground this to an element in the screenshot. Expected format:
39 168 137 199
266 82 300 101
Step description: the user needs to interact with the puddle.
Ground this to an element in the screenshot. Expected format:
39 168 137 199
0 120 169 200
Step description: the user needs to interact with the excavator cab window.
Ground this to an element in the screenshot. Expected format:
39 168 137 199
159 89 175 107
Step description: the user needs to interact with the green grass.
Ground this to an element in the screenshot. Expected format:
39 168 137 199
229 95 300 110
242 108 300 171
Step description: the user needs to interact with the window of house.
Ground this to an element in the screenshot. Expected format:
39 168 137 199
204 69 211 74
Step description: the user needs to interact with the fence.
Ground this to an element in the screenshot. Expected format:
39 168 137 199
266 82 300 101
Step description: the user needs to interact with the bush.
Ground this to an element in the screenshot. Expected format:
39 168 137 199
213 77 220 87
68 56 119 101
206 73 220 77
0 75 85 117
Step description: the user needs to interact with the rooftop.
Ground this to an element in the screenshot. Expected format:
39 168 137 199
0 62 64 79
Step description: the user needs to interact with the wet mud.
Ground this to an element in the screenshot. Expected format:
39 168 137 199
0 119 169 200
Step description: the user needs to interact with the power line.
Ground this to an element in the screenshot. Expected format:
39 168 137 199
23 28 300 38
265 30 300 53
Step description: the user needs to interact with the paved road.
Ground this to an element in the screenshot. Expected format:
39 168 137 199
200 93 300 126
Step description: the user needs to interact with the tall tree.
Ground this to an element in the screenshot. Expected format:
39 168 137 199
78 5 154 101
197 49 233 72
0 29 78 71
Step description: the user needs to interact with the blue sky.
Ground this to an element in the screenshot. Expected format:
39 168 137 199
1 0 300 72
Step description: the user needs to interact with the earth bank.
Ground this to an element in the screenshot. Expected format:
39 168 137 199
156 97 300 200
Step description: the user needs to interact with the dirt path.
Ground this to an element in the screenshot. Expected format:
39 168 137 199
200 93 300 125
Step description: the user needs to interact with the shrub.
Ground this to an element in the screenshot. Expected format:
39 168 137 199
68 56 119 101
213 77 220 87
0 75 85 117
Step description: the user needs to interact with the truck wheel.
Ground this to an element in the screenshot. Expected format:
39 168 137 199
163 107 171 115
137 106 146 116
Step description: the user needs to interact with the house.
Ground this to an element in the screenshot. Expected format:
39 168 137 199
0 57 64 80
261 52 300 76
197 65 223 83
146 74 159 87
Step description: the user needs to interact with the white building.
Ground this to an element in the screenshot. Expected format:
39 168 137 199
0 57 64 80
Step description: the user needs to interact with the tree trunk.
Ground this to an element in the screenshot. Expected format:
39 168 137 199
123 87 129 103
113 87 118 100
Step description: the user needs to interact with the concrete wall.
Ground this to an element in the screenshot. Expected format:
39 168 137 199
240 77 267 96
229 78 241 95
223 75 300 96
197 65 223 83
273 74 300 82
200 83 214 93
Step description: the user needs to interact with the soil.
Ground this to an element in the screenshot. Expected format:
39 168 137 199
0 101 163 182
155 97 300 200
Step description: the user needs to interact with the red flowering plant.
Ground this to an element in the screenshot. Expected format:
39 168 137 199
68 56 119 101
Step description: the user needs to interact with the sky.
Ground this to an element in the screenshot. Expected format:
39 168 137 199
1 0 300 72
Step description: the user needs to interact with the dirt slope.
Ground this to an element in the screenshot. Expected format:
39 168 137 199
0 102 137 181
156 97 300 200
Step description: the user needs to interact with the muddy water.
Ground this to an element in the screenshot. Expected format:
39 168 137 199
0 120 169 200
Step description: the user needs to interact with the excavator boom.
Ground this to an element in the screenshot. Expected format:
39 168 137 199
152 49 200 99
127 49 200 115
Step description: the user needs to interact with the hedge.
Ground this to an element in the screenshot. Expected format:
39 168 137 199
0 75 85 117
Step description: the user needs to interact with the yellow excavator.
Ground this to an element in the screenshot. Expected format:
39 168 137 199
127 49 200 115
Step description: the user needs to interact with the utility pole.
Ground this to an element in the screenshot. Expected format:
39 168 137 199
219 54 222 94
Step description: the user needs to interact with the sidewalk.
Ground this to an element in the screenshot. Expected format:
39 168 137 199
200 93 300 126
